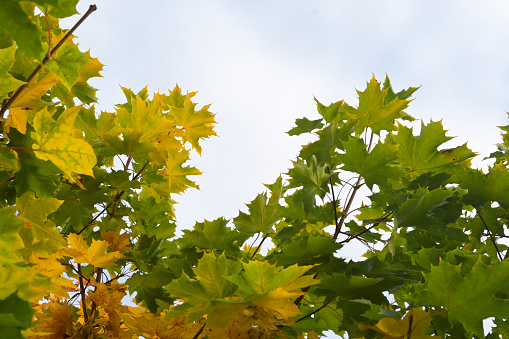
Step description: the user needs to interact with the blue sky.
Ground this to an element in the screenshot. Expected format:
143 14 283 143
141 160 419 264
61 2 509 337
62 0 509 240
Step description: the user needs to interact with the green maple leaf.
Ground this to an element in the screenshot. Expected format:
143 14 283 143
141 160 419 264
287 156 330 213
233 192 281 234
0 1 43 61
341 75 411 135
456 164 509 209
29 0 79 18
287 117 324 136
413 257 509 337
227 261 317 297
395 187 454 228
0 293 35 339
271 231 341 267
166 253 244 326
395 120 475 176
7 128 61 198
180 218 249 254
315 98 345 123
336 136 405 189
0 207 25 265
299 121 356 166
0 45 25 101
46 43 89 89
16 191 65 256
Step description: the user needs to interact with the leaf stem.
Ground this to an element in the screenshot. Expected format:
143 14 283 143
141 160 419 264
0 4 98 118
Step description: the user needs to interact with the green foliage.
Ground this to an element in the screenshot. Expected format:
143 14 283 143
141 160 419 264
1 1 509 338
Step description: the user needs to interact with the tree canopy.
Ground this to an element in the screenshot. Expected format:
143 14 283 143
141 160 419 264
1 1 509 338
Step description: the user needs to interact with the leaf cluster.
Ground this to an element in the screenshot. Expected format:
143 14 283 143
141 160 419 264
1 2 509 339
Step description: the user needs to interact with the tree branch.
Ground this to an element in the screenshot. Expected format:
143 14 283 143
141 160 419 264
0 5 98 117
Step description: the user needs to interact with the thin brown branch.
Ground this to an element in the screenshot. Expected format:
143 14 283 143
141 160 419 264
44 13 52 59
0 5 98 117
333 175 362 240
193 323 206 339
327 164 340 234
339 212 393 244
0 175 15 186
251 234 268 259
474 205 503 261
296 301 330 323
77 161 149 235
77 264 88 322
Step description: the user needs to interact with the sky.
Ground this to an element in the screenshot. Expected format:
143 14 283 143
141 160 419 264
60 0 509 249
59 1 509 337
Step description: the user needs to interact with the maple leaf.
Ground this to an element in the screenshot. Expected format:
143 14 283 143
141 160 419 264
233 192 281 234
28 301 72 339
341 75 412 136
358 309 434 339
65 233 125 267
336 136 405 189
88 283 131 338
394 120 475 176
31 106 97 176
162 150 201 194
100 227 131 254
168 88 217 155
46 42 89 90
0 45 25 102
412 257 509 337
287 156 330 213
16 191 66 256
0 1 43 61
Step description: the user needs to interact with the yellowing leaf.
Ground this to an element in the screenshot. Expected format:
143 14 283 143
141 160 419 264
66 233 125 267
169 89 216 155
100 227 131 254
163 150 201 194
28 301 72 339
8 73 58 110
0 45 25 101
254 287 303 320
31 106 97 176
16 191 66 256
358 309 434 339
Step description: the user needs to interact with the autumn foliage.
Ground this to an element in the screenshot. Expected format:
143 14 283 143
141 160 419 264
2 2 509 339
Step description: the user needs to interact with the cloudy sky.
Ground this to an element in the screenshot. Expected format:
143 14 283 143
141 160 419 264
62 0 509 247
59 2 509 337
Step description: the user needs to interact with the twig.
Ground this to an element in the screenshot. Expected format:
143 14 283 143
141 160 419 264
474 205 503 261
77 264 88 322
77 161 149 235
193 323 206 339
251 234 268 259
327 164 340 235
339 212 393 244
0 5 98 117
296 301 330 323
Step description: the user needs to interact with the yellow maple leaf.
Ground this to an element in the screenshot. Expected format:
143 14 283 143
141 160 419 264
358 309 436 339
169 93 217 155
31 106 97 176
254 287 303 320
162 150 201 194
100 227 131 254
65 233 124 267
5 73 59 135
28 301 72 339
